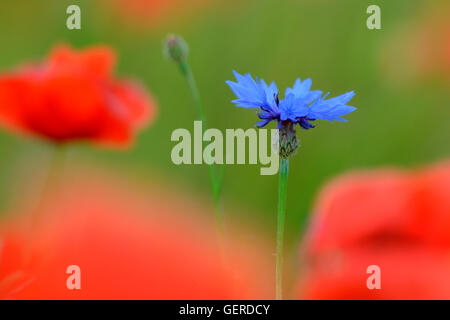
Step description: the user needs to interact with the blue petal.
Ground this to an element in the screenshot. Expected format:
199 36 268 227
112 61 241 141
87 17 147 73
303 90 323 105
226 71 278 111
285 78 315 99
297 118 315 130
279 94 308 122
307 91 356 121
260 79 279 112
256 118 273 128
323 91 355 106
285 78 322 108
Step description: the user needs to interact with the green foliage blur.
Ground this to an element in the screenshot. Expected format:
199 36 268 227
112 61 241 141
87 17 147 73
0 0 448 247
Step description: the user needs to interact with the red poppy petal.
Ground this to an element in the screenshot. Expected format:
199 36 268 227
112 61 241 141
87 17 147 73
298 246 450 299
306 170 417 255
92 81 156 146
49 45 116 80
0 76 33 133
0 168 272 299
408 162 450 246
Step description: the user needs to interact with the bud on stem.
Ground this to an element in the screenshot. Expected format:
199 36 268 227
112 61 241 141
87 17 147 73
163 34 189 63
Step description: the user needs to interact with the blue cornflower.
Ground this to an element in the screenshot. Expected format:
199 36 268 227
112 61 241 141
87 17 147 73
226 70 356 130
226 70 357 158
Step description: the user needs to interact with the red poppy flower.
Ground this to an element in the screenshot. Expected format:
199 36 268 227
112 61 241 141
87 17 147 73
104 0 208 29
381 3 450 85
0 45 155 146
0 167 272 299
296 161 450 299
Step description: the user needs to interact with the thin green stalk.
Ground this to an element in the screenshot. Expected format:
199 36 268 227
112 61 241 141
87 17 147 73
178 59 224 231
31 144 67 229
178 61 207 124
25 144 67 266
276 158 289 300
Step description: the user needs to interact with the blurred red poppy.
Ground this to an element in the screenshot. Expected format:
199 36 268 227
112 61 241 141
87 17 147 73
0 45 155 146
297 161 450 299
0 167 271 299
381 3 450 85
104 0 208 29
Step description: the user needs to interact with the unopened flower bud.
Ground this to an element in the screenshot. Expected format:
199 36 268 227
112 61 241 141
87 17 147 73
163 34 189 63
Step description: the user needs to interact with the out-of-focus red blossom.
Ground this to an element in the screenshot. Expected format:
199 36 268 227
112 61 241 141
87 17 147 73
104 0 207 29
0 45 155 146
381 4 450 84
297 161 450 299
0 168 271 299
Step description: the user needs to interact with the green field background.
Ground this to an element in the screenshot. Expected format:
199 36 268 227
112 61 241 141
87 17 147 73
0 0 448 248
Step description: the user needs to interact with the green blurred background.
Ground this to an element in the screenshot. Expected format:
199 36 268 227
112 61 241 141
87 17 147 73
0 0 448 248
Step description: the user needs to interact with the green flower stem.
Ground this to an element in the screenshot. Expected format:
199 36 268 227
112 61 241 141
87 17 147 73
31 144 67 228
276 157 289 300
178 59 224 232
29 145 66 242
178 61 206 124
22 144 67 268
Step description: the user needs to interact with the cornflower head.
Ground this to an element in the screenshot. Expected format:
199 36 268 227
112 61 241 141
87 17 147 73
226 71 356 158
